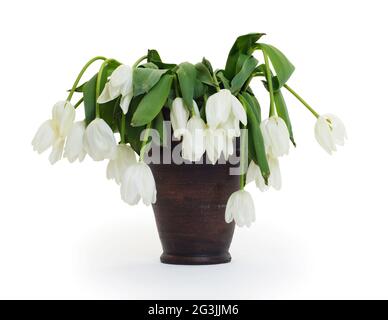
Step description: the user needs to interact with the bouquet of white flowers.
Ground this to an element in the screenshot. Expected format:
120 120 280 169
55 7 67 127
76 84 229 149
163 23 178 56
32 33 346 230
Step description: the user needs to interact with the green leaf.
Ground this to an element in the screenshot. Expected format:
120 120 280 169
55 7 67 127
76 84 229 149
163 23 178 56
131 74 174 126
124 96 145 154
152 112 165 146
195 62 215 87
257 43 295 88
230 56 258 94
274 89 295 146
132 67 167 96
239 92 270 182
147 49 176 70
216 70 231 89
177 62 197 109
224 33 265 79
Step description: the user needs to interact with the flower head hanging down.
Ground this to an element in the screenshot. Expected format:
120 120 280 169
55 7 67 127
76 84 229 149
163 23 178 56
225 190 256 227
97 65 133 114
32 101 75 164
170 97 190 139
182 115 207 162
83 118 117 161
246 155 282 191
120 162 157 206
205 89 247 160
64 121 87 163
314 114 347 154
260 116 290 157
106 144 137 184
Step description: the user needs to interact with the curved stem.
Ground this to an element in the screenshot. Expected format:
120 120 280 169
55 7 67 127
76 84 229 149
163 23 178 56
239 127 247 190
95 58 115 118
132 55 148 68
283 84 320 118
73 97 84 109
140 122 152 161
262 51 275 117
212 72 221 92
66 56 106 102
120 113 126 144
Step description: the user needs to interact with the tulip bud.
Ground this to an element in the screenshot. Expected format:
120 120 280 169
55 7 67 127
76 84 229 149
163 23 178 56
225 190 256 227
107 144 137 184
120 162 157 205
182 116 206 162
314 114 347 154
84 118 117 161
64 121 87 163
170 98 190 139
260 116 290 157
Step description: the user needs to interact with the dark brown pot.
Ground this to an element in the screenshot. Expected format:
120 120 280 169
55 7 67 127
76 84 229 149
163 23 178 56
149 142 240 265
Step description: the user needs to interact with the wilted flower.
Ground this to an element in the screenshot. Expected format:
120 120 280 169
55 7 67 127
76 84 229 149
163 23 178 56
97 64 133 114
314 114 347 154
182 115 206 162
107 144 137 184
84 118 117 161
246 161 268 192
120 162 157 205
246 155 282 191
64 121 87 162
225 189 256 227
260 116 290 157
32 101 75 164
170 97 190 139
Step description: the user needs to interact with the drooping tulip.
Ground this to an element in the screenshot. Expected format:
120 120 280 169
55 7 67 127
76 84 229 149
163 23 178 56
97 64 133 114
260 116 290 157
32 101 75 164
205 128 226 164
314 114 347 154
83 118 117 161
182 115 206 162
206 89 247 130
170 97 190 139
64 121 87 163
107 144 137 184
246 161 268 192
120 162 157 206
225 189 256 227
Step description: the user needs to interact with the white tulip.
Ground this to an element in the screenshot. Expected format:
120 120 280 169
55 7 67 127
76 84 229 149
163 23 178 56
205 128 226 164
314 114 347 154
97 65 133 114
246 161 268 192
84 118 117 161
206 89 247 130
182 116 206 162
32 120 56 154
170 97 190 139
32 101 75 164
120 162 157 206
260 116 290 157
268 155 281 190
64 121 87 163
246 156 281 191
225 190 256 227
107 144 136 184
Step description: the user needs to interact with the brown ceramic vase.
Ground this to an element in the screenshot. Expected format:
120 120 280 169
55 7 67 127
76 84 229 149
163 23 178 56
149 141 240 265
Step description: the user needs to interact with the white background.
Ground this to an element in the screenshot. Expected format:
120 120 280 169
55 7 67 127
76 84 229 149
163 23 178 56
0 0 387 299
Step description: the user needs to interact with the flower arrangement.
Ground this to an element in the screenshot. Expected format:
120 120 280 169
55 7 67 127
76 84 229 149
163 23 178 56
32 33 346 228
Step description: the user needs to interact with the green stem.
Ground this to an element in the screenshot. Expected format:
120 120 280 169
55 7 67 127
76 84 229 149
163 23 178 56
262 51 275 117
66 56 106 102
120 113 126 144
212 72 221 92
73 97 84 109
283 84 320 118
239 126 247 190
95 58 115 118
132 55 148 68
140 122 152 161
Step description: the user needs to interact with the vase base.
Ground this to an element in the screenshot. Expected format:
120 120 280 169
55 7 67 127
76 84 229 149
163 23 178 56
160 253 232 265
